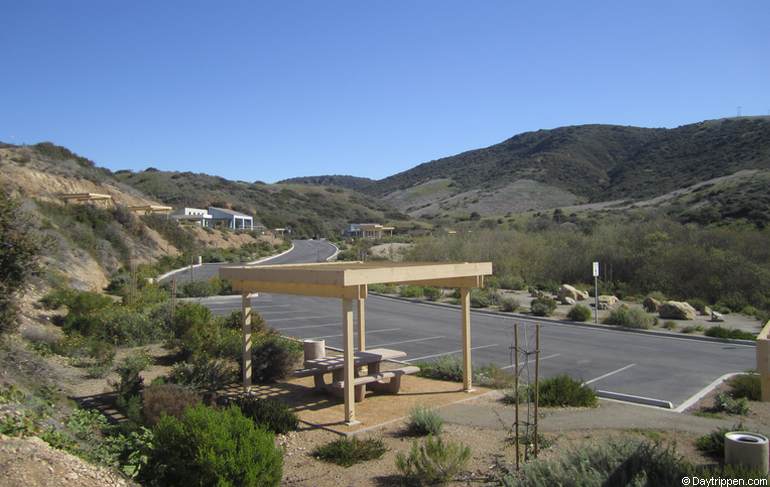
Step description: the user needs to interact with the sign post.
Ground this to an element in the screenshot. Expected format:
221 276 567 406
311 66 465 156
592 261 600 324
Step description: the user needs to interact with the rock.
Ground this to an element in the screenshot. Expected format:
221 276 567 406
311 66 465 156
598 295 619 307
558 284 589 302
659 301 697 320
702 306 712 316
711 311 724 322
561 296 576 306
642 297 661 313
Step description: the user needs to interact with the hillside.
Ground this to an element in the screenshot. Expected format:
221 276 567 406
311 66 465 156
276 175 375 191
113 170 409 237
364 117 770 217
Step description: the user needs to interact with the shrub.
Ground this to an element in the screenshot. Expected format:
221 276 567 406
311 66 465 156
167 357 237 393
314 437 387 467
0 192 44 335
395 436 471 486
470 288 500 308
171 303 212 339
604 306 655 329
538 374 597 408
180 280 213 298
369 283 398 294
406 406 443 436
696 425 739 458
567 304 591 322
713 392 749 415
112 352 152 404
142 383 201 426
681 324 705 334
662 320 677 330
415 356 463 382
423 287 442 301
727 374 761 401
227 396 298 434
180 318 241 360
143 404 282 487
499 296 520 312
249 336 303 383
474 364 515 389
705 326 755 340
399 285 425 298
530 296 557 317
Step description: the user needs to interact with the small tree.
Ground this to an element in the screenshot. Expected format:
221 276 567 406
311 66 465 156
0 191 43 335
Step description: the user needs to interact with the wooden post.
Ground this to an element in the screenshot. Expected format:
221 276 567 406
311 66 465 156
759 337 770 402
460 288 472 392
242 293 252 388
342 298 357 424
356 298 366 352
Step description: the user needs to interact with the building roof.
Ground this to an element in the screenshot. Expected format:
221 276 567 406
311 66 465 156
208 206 252 218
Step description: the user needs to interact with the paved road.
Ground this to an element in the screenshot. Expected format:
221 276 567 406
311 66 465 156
183 240 756 409
160 239 338 285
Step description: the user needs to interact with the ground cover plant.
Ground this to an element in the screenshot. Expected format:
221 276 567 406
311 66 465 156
313 437 388 467
225 396 299 434
395 436 472 486
705 326 756 340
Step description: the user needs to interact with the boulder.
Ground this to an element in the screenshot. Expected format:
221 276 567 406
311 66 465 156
659 301 697 320
642 297 661 313
561 296 576 306
559 284 589 302
711 311 725 322
702 306 712 316
598 295 619 307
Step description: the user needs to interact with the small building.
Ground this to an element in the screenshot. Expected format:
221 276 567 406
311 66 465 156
344 223 395 239
170 207 213 227
208 207 254 230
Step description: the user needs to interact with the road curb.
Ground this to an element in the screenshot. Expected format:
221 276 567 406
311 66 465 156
246 243 295 265
157 263 204 282
596 390 674 409
369 293 757 347
325 242 340 261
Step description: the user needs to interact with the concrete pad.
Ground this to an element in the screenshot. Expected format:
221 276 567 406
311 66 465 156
224 374 491 435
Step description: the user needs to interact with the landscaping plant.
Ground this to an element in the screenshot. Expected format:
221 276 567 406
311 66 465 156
227 396 299 434
313 437 388 467
395 436 472 486
538 374 597 408
406 406 444 436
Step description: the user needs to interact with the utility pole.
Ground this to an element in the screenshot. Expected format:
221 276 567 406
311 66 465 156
593 261 600 324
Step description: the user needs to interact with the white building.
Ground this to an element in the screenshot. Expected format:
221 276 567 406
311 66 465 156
208 207 254 230
170 207 213 227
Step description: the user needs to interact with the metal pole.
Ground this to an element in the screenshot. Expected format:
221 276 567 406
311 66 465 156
534 324 540 458
594 275 599 324
514 323 520 471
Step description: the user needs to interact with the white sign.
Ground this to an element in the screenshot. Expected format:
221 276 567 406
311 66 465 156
592 261 599 277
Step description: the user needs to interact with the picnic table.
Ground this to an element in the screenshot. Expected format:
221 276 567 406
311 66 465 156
294 348 419 402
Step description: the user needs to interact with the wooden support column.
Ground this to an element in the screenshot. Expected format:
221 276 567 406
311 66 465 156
342 298 358 424
460 288 473 392
759 338 770 402
356 298 366 352
242 293 252 389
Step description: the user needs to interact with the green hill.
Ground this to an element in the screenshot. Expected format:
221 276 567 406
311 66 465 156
276 175 375 191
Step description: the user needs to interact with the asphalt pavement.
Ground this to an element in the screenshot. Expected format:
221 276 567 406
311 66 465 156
180 239 756 409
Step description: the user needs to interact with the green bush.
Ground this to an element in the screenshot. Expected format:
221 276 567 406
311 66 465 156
713 392 749 415
423 287 442 301
143 404 282 486
395 436 471 486
727 374 761 401
142 383 201 426
167 357 237 394
681 324 704 334
662 320 677 330
313 437 387 467
250 336 303 383
604 306 655 329
180 281 214 298
470 288 500 308
530 296 557 317
415 356 464 382
400 285 425 298
705 326 755 340
567 304 591 322
499 296 520 312
227 396 298 434
180 317 241 360
112 352 152 404
689 298 708 314
171 303 212 339
406 406 443 436
369 283 398 294
538 374 597 408
696 425 738 458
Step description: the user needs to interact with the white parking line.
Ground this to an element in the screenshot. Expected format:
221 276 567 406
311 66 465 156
259 310 306 316
583 363 636 385
501 353 562 370
310 328 402 339
404 344 498 362
275 323 340 331
367 336 445 348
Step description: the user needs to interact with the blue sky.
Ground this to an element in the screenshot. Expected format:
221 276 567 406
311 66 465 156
2 1 768 182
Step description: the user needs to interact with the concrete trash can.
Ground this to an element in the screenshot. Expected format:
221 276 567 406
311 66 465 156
724 431 769 475
303 339 326 361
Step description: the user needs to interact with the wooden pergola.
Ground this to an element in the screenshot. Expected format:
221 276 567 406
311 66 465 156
219 261 493 424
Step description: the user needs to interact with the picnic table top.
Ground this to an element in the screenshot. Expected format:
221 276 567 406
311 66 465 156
303 348 406 371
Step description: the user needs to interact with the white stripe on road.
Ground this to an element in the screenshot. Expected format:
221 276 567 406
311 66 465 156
268 315 338 323
275 323 340 331
501 353 562 370
309 328 402 340
583 363 636 385
404 344 498 362
367 336 445 348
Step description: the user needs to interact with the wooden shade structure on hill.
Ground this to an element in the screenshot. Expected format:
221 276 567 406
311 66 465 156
219 261 493 425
